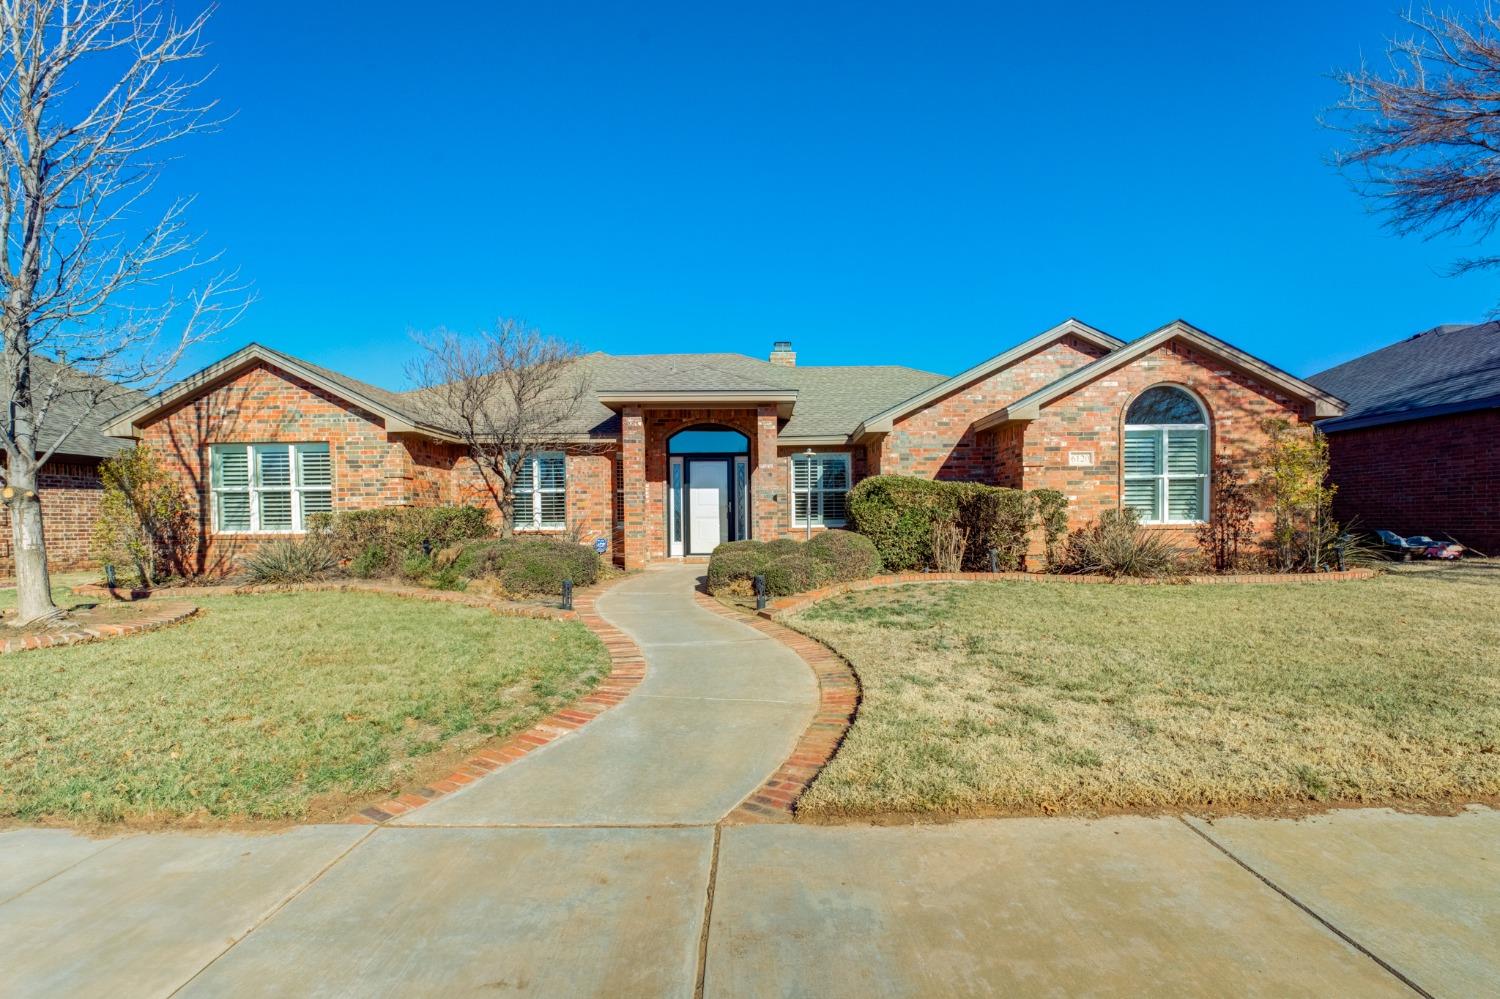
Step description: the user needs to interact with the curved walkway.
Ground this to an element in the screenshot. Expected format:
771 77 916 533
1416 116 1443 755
398 564 818 826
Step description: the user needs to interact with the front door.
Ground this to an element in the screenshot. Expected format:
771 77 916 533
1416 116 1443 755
687 459 729 555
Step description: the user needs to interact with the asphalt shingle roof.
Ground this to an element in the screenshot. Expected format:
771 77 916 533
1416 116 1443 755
25 356 142 459
396 351 945 439
1308 322 1500 431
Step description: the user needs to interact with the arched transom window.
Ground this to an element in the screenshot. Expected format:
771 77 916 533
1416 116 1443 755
1123 385 1208 524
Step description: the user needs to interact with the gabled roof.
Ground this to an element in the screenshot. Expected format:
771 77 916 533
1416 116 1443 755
972 320 1346 432
854 318 1125 437
106 343 947 443
1307 321 1500 432
105 343 459 440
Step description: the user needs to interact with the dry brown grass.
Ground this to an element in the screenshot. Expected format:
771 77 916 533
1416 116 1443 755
788 560 1500 818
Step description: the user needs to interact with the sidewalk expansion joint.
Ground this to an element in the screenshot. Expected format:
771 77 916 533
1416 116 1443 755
165 826 377 998
1177 816 1432 998
694 824 723 999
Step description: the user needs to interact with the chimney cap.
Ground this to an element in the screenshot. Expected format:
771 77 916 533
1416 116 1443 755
773 340 793 350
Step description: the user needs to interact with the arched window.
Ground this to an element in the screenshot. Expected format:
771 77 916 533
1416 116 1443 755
1123 386 1208 524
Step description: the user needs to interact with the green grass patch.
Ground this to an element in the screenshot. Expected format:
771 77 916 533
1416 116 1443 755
0 590 608 824
787 560 1500 817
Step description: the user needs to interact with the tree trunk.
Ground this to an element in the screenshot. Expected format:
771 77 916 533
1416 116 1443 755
9 478 58 625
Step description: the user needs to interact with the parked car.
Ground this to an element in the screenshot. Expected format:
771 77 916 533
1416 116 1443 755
1375 530 1465 561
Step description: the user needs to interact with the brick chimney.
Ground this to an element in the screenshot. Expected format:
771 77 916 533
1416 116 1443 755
769 340 796 366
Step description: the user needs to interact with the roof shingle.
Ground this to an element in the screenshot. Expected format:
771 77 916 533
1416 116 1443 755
1308 322 1500 431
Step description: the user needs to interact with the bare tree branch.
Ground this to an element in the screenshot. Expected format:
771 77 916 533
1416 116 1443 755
407 319 603 537
0 0 248 624
1329 3 1500 262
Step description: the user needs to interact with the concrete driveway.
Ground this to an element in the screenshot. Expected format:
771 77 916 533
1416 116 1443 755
1 565 1495 996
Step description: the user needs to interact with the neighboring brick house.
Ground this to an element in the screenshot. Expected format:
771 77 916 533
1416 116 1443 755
105 319 1344 572
1 359 141 574
1308 322 1499 554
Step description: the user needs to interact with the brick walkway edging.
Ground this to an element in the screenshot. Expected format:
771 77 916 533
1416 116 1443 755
762 566 1379 617
0 600 199 654
693 590 861 824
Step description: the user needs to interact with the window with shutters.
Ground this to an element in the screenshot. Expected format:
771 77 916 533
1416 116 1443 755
1122 386 1208 524
791 453 851 528
210 443 332 533
513 452 567 531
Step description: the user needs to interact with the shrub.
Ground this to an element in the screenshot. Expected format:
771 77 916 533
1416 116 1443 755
805 530 881 582
242 537 339 584
90 444 193 587
1030 489 1069 572
310 506 494 577
1197 455 1256 573
707 546 771 594
760 538 805 559
847 477 960 571
761 553 829 596
1063 509 1181 578
452 537 600 595
1260 419 1340 572
959 485 1033 570
848 476 1046 571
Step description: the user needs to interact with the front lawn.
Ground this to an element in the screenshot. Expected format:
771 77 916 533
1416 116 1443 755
0 591 608 824
787 561 1500 818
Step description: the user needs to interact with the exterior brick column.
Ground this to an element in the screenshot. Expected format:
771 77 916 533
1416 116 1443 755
620 406 648 568
753 405 780 540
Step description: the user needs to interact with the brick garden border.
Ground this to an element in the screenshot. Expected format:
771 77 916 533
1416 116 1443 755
693 589 860 824
761 567 1378 617
72 574 648 825
0 600 198 654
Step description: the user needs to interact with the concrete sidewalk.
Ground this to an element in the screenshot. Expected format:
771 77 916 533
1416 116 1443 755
1 565 1495 996
1 809 1494 996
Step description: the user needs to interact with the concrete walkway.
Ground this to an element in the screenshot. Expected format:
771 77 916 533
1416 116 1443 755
401 564 818 826
1 566 1496 996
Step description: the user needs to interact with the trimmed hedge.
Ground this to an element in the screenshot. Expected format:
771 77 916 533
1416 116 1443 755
705 533 879 596
457 537 601 594
805 529 882 582
707 547 768 593
310 506 493 578
846 475 1068 572
762 553 829 596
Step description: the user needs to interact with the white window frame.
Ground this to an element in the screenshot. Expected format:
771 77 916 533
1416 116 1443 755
210 442 332 534
513 451 567 532
1123 397 1209 526
791 452 852 528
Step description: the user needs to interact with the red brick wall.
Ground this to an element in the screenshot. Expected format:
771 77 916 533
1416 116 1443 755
1019 338 1316 544
0 457 106 573
621 409 773 567
1325 410 1499 553
879 336 1108 480
138 361 424 574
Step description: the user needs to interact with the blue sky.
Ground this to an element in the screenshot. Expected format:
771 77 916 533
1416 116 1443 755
154 1 1497 386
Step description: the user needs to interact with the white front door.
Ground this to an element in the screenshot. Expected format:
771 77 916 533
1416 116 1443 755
687 460 728 555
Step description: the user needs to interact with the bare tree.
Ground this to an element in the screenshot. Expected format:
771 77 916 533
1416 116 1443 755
0 0 246 624
408 319 600 536
1331 4 1500 272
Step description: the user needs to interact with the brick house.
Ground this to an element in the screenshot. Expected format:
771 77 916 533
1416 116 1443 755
1309 321 1499 554
103 319 1343 572
1 360 140 575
